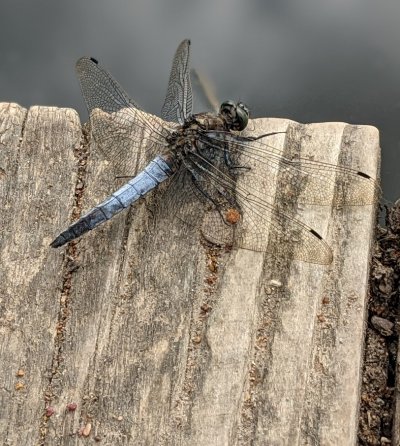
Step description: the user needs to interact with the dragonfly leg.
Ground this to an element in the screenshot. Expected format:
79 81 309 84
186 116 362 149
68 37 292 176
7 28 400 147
190 171 219 207
190 169 240 225
222 131 286 171
223 147 251 172
237 131 286 142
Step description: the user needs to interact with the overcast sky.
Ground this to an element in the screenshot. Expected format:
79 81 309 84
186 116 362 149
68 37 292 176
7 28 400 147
1 0 400 200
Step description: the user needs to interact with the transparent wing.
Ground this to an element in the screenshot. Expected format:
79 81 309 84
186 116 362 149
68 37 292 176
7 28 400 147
76 57 176 176
153 144 333 265
76 56 141 114
190 68 219 114
153 166 206 230
200 129 380 206
161 39 193 124
192 150 333 264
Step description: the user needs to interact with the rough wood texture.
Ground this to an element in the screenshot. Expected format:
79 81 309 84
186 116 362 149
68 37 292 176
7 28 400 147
0 102 380 445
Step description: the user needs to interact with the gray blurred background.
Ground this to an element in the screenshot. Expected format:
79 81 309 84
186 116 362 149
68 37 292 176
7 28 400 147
1 0 399 201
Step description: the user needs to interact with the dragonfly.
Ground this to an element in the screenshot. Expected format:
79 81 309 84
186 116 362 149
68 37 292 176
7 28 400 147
51 39 379 265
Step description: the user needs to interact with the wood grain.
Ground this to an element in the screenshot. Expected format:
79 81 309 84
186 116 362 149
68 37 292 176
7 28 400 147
0 103 380 445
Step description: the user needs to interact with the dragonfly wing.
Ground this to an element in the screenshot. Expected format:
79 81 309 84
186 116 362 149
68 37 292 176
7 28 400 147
76 56 141 114
201 126 379 206
201 193 333 265
190 68 219 114
76 57 176 176
161 39 193 124
153 166 206 231
154 146 332 264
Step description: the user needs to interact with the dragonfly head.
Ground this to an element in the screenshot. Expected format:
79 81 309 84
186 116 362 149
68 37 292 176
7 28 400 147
220 101 249 131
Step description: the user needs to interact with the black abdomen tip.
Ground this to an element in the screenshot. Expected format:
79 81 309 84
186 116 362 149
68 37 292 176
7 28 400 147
50 235 67 248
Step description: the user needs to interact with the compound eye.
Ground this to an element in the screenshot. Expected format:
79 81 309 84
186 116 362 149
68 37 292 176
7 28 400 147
234 104 249 131
237 102 250 117
220 100 235 114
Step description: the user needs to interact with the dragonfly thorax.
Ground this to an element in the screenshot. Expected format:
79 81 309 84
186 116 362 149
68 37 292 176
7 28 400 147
166 113 229 164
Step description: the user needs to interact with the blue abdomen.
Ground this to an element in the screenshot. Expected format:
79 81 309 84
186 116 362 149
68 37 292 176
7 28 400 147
51 155 173 248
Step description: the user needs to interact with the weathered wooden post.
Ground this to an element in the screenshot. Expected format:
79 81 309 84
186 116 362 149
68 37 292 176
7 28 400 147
0 102 380 445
